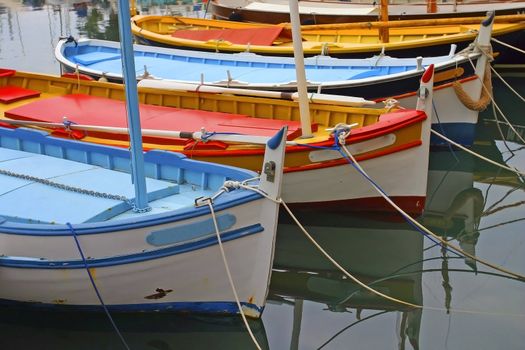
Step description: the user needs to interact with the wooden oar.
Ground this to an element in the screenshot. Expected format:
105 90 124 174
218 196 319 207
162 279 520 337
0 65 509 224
1 119 301 146
137 80 376 107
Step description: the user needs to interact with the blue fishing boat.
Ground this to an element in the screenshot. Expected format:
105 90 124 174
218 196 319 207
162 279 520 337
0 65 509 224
0 125 285 316
0 0 286 318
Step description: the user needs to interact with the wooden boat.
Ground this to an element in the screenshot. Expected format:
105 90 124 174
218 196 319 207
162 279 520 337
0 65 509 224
57 13 492 147
0 65 434 215
209 0 525 24
0 124 285 316
0 2 286 318
130 13 525 63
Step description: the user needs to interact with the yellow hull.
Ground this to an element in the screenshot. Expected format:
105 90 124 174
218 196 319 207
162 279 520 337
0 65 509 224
130 14 525 56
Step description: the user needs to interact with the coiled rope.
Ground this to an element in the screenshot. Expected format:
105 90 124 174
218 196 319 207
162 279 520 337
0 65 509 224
453 64 492 111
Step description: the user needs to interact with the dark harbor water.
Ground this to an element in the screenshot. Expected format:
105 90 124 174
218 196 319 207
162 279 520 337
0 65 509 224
0 1 524 349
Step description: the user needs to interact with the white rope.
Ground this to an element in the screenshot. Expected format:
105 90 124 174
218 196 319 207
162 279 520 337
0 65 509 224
279 200 420 309
490 65 525 103
467 55 525 145
431 129 525 177
339 144 525 281
280 201 525 317
206 199 262 350
224 179 525 316
491 37 525 55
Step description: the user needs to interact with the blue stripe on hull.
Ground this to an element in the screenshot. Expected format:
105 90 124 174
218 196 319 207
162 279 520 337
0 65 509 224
0 298 263 316
430 122 476 148
0 224 263 269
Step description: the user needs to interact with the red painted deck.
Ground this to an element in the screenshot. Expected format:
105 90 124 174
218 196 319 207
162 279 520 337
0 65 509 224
170 26 287 46
5 94 311 140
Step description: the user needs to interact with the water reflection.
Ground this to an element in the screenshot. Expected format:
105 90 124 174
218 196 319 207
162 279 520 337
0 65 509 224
0 307 269 349
272 212 424 350
0 2 524 349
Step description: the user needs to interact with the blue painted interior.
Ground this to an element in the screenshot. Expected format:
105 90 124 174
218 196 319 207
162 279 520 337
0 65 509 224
0 127 261 231
146 213 237 246
63 43 417 84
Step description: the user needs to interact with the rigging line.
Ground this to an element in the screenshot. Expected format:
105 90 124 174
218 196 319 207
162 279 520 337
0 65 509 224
467 56 525 145
483 181 520 214
66 223 130 350
432 130 525 177
339 144 525 281
490 65 525 104
477 217 525 232
316 311 391 350
205 200 262 350
423 237 455 252
432 100 458 161
280 200 420 309
482 200 525 217
491 101 515 155
425 161 458 209
491 37 525 55
366 267 524 287
261 190 525 318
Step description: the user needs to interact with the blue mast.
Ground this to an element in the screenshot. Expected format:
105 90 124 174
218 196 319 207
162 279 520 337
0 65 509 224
117 0 150 212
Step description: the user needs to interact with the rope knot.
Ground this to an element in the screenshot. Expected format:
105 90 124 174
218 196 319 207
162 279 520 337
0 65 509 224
383 98 400 112
223 180 241 191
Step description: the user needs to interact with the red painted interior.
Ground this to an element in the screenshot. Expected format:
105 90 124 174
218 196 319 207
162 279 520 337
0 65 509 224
170 26 286 46
5 94 312 140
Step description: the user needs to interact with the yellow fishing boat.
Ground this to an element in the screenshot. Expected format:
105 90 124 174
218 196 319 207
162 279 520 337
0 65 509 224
0 67 434 215
130 14 525 63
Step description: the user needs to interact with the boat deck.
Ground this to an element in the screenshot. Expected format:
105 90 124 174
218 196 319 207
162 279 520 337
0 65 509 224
3 94 312 141
65 46 414 84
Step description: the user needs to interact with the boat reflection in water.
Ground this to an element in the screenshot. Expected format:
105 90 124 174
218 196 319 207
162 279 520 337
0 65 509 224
0 308 269 349
269 150 486 349
0 149 513 349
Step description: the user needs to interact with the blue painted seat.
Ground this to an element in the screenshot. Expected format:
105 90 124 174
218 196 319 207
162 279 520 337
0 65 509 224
0 148 179 224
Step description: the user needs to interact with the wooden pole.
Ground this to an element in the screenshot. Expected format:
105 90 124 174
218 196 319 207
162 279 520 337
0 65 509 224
427 0 437 13
288 0 313 138
379 0 389 43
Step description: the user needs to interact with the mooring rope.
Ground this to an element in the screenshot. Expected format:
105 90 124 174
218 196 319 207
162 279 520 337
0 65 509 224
491 37 525 55
204 147 525 321
431 130 525 177
338 143 525 281
490 65 525 103
205 198 263 350
466 54 525 145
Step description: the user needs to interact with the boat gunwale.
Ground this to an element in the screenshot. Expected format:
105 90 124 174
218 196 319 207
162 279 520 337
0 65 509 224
55 38 481 90
0 127 262 235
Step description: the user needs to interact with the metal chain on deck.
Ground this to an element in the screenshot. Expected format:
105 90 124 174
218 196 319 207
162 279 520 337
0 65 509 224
0 168 129 202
